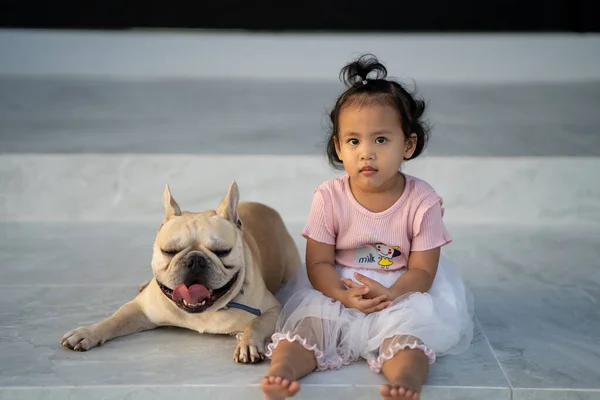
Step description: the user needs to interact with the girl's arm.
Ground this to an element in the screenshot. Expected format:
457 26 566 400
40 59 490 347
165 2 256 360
306 237 391 312
388 198 447 299
349 247 440 302
305 237 347 301
387 247 440 300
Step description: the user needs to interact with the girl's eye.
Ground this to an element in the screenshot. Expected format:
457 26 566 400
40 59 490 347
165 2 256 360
348 139 359 145
375 137 387 144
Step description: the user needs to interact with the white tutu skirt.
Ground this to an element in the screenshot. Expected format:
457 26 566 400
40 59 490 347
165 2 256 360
267 255 475 373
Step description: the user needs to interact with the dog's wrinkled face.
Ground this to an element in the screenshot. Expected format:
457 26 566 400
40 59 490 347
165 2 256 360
151 182 246 314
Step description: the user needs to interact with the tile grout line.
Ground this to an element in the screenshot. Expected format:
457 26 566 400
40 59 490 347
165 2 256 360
0 384 520 389
476 317 515 400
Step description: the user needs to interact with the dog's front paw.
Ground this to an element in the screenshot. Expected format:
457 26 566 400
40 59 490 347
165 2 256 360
234 332 266 364
60 326 104 351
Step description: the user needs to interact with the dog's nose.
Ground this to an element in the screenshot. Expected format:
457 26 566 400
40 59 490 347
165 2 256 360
188 253 209 271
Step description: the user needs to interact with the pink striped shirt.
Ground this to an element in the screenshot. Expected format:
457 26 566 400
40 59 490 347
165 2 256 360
302 174 452 271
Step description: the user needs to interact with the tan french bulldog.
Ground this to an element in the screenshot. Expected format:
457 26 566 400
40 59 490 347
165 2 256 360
60 181 301 363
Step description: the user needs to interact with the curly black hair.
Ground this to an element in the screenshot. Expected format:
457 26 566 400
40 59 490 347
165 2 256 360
326 54 431 169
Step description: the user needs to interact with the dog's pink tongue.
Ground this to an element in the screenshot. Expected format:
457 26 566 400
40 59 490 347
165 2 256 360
172 284 210 304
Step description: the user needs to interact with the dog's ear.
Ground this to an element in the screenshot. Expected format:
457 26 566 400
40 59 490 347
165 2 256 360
163 184 181 220
217 181 242 228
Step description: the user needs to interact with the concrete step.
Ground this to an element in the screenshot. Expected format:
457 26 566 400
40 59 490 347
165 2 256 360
0 222 598 399
1 154 599 225
1 77 599 158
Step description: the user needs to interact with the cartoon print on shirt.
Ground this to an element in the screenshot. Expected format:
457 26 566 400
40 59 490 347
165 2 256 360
354 238 402 270
374 243 401 268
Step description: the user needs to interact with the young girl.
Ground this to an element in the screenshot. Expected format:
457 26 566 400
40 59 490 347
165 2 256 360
261 54 474 400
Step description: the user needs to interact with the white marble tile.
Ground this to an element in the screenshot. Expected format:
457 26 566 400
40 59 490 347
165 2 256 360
0 221 512 398
475 285 600 391
443 225 600 290
442 225 600 393
0 222 306 287
0 222 158 286
2 155 600 225
1 222 598 294
0 284 507 399
0 386 512 400
513 389 600 400
6 222 600 398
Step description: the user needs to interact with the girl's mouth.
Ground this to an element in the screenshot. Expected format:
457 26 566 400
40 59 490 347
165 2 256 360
360 166 378 174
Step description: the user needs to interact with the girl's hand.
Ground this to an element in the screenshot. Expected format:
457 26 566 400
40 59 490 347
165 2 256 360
341 272 395 301
340 286 391 315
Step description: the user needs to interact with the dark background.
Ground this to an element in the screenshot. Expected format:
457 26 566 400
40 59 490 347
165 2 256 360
1 0 599 32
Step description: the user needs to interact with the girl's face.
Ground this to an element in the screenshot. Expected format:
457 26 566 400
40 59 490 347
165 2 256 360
335 104 416 192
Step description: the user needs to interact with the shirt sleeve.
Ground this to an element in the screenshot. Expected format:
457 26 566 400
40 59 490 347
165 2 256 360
411 199 453 251
301 188 336 245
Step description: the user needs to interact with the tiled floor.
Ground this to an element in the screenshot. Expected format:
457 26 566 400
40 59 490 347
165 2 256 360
0 222 598 399
1 31 599 400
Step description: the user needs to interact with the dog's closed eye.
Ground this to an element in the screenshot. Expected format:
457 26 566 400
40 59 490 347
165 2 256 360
213 249 232 258
161 249 179 256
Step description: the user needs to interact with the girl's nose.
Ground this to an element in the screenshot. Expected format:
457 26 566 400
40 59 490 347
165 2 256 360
360 145 375 160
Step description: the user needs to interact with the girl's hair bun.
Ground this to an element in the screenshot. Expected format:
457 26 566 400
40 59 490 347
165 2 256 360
339 53 388 87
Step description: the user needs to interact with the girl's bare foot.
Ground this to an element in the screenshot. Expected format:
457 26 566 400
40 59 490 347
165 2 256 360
379 371 421 399
379 337 429 400
261 338 318 400
261 375 301 400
